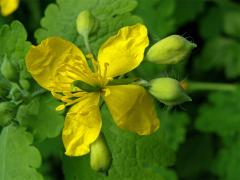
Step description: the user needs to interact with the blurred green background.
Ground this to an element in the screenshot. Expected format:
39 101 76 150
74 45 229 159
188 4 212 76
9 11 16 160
1 0 240 180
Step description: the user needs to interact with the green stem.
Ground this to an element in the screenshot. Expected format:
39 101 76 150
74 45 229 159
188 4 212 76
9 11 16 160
83 34 91 53
187 81 237 92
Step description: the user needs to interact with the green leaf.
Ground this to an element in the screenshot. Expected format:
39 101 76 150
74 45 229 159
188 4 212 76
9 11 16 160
63 105 189 179
199 1 240 40
199 6 223 40
36 137 64 180
194 37 240 79
159 110 189 151
35 0 141 54
134 0 175 38
176 134 214 179
174 0 205 27
0 21 31 83
0 125 43 180
212 135 240 180
0 21 30 63
17 94 64 141
223 9 240 38
195 89 240 137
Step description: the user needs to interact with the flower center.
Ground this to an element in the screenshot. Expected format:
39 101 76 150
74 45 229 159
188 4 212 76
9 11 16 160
53 53 110 111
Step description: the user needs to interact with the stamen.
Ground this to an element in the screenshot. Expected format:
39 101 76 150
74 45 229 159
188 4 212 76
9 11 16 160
51 92 64 100
65 95 88 106
56 104 66 111
103 63 109 79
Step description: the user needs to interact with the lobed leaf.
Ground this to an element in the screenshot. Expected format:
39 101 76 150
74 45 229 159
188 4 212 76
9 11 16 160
0 125 43 180
196 89 240 137
35 0 141 54
17 94 64 141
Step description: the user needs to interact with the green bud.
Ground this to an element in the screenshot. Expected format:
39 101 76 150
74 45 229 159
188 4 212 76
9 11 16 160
76 10 98 38
90 134 112 173
147 35 197 64
1 56 18 82
19 79 30 90
0 102 16 126
149 77 192 106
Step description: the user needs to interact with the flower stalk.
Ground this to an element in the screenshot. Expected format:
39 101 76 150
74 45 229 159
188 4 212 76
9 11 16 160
183 81 237 92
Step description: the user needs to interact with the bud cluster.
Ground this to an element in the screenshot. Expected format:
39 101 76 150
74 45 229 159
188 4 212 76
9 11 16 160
0 54 33 127
144 34 196 106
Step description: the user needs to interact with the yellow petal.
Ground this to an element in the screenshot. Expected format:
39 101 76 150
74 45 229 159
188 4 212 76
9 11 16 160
25 37 92 92
62 93 101 156
0 0 19 16
103 85 160 135
98 24 149 78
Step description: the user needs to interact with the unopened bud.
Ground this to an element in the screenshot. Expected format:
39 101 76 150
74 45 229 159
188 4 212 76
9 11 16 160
90 133 112 173
147 35 197 64
19 79 30 90
0 102 16 126
76 10 98 38
149 77 192 106
1 56 18 82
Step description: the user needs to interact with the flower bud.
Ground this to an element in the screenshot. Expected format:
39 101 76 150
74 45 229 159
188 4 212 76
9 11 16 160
76 10 98 38
1 56 18 82
90 133 112 173
149 77 192 106
0 102 16 126
19 79 30 90
147 35 197 64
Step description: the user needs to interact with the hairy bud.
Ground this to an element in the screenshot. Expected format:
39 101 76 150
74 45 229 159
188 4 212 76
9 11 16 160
147 35 197 64
90 133 112 173
76 10 98 38
149 77 192 106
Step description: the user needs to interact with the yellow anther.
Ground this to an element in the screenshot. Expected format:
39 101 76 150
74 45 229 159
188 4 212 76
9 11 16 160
51 92 64 100
56 104 65 111
103 63 109 78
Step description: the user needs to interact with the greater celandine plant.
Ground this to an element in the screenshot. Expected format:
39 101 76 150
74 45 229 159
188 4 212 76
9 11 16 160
25 10 196 172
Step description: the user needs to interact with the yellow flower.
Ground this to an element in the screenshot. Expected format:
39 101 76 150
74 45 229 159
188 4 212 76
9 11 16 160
0 0 19 16
26 24 160 156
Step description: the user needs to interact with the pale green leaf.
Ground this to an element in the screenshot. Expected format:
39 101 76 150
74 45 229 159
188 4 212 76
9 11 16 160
0 125 43 180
